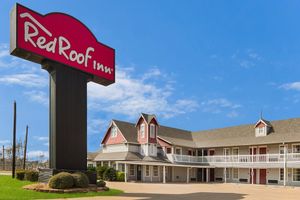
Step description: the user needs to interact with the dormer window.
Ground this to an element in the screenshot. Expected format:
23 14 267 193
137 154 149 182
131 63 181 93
255 126 266 137
111 126 117 138
150 124 155 138
254 117 272 137
140 123 145 138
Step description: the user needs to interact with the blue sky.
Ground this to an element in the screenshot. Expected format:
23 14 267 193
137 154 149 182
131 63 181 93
1 0 300 160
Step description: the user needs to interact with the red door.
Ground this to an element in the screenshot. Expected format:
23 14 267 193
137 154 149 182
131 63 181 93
259 169 266 184
250 169 257 184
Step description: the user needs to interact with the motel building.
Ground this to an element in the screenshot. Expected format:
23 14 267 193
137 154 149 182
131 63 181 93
90 113 300 186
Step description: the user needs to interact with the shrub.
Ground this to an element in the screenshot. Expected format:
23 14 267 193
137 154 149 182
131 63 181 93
87 166 96 172
48 172 74 189
96 166 108 179
96 179 106 187
16 170 26 181
25 170 39 182
116 171 125 181
103 167 117 181
72 172 89 188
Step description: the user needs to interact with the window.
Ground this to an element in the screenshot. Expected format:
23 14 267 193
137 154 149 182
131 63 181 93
223 148 230 156
188 150 192 156
175 148 181 155
111 126 117 138
232 168 238 180
145 165 150 176
279 145 285 154
292 144 300 153
153 166 159 176
166 148 171 154
150 124 155 138
279 168 284 181
140 124 145 138
129 165 135 176
225 168 230 179
293 168 300 182
232 148 239 155
256 126 266 137
150 144 155 155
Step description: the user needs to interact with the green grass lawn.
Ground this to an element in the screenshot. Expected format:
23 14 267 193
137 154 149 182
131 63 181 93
0 175 123 200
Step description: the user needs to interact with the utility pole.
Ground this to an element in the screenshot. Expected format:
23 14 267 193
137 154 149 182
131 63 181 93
12 101 17 178
2 145 5 170
23 126 28 170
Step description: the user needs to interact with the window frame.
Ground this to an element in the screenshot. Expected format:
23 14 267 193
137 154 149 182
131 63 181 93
111 126 117 138
140 123 145 138
279 168 284 181
232 168 239 180
175 147 182 155
292 144 300 154
292 168 300 182
129 164 135 176
150 124 155 138
145 165 150 177
153 166 159 177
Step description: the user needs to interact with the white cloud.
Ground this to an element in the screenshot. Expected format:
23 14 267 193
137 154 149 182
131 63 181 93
0 73 47 88
24 90 48 106
280 82 300 91
34 136 48 141
87 67 198 119
0 140 10 145
27 150 48 160
88 119 109 135
200 98 241 117
232 49 262 69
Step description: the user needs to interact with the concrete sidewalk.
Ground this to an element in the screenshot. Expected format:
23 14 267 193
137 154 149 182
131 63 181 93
55 181 300 200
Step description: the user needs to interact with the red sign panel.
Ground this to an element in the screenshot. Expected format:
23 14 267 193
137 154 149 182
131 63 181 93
10 4 115 85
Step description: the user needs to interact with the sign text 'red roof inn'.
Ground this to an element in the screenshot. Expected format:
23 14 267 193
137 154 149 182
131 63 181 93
10 4 115 85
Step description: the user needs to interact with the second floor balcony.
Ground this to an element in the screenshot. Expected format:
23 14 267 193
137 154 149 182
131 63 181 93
172 153 300 168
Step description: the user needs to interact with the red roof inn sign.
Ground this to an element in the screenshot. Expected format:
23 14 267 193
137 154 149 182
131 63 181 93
10 4 115 85
10 4 115 174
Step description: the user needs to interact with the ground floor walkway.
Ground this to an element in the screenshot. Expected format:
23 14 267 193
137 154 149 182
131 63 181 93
56 182 300 200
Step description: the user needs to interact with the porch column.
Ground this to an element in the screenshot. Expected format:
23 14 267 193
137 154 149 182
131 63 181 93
108 161 111 167
206 168 209 182
116 162 119 171
186 167 190 183
283 144 287 186
163 166 166 183
124 164 128 182
224 168 227 183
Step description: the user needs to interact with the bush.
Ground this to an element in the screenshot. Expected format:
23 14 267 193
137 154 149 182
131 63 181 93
96 166 108 179
25 170 39 182
96 180 106 187
48 172 74 189
103 167 117 181
116 171 125 181
16 170 26 180
87 166 96 172
71 172 89 188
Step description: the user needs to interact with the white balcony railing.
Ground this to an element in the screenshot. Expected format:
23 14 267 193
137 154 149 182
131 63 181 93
172 153 300 164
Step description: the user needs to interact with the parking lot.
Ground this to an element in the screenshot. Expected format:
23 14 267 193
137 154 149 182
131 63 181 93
62 182 300 200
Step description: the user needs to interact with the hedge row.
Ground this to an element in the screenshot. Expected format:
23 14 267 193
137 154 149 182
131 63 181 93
16 170 39 182
96 166 125 181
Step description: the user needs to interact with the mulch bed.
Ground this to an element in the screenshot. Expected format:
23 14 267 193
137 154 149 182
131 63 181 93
23 183 109 193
